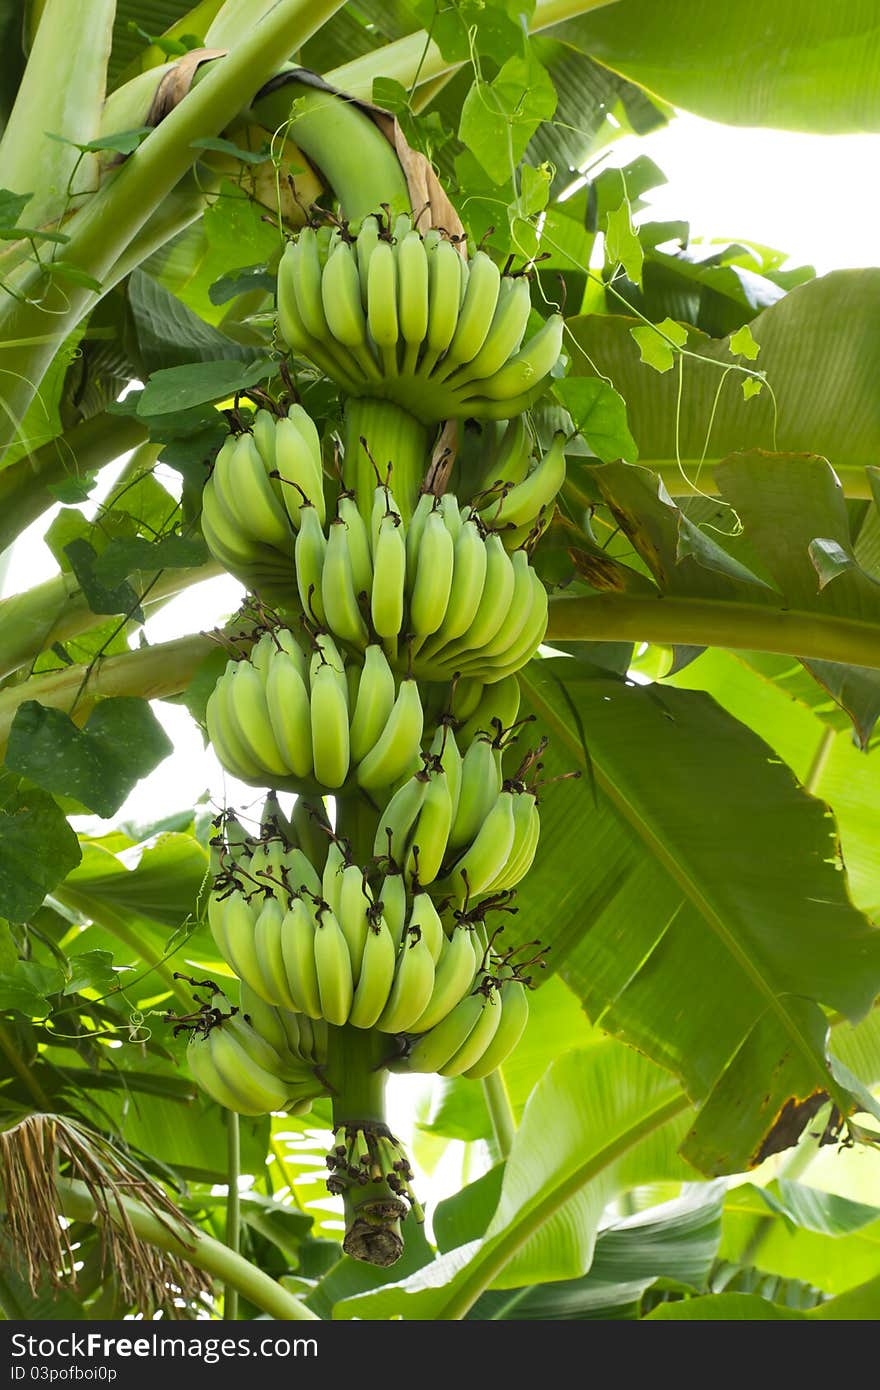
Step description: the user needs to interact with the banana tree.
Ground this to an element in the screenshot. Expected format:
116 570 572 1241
0 0 879 1324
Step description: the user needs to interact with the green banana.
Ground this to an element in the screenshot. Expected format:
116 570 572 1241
405 890 445 963
322 517 369 649
379 869 407 948
254 895 299 1009
313 906 354 1026
452 274 532 388
461 314 564 403
479 431 566 531
206 674 264 783
409 505 455 640
214 432 291 552
440 250 501 373
367 239 399 376
275 413 325 527
438 992 503 1076
372 771 429 866
295 503 328 626
338 862 371 980
375 933 435 1034
421 236 462 372
408 926 477 1034
407 766 453 886
356 215 381 304
321 838 348 917
419 518 487 655
448 737 502 851
441 790 516 900
396 229 429 374
349 644 396 762
265 649 313 781
356 678 423 791
338 493 373 597
401 990 485 1072
462 981 529 1077
348 917 397 1029
310 659 350 789
280 897 323 1019
370 508 407 641
227 660 288 777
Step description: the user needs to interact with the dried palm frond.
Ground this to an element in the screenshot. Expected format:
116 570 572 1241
0 1113 211 1316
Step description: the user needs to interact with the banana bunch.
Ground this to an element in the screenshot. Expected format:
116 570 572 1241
206 628 424 793
186 994 326 1117
392 978 530 1079
373 709 543 904
277 218 565 423
208 805 535 1044
300 477 550 682
469 420 568 551
200 404 324 604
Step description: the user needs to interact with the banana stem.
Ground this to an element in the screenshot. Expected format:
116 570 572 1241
546 593 880 672
342 397 430 523
0 631 215 753
55 1177 319 1321
225 1110 241 1320
0 559 222 681
324 1025 407 1267
482 1069 516 1159
0 411 149 555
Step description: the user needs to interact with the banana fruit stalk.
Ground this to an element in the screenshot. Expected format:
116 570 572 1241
277 216 564 426
206 628 424 793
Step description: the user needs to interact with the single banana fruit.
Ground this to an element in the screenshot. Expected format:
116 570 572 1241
356 678 423 791
375 933 435 1034
408 926 477 1034
349 644 396 762
348 917 397 1028
403 991 484 1073
313 906 354 1025
310 660 350 789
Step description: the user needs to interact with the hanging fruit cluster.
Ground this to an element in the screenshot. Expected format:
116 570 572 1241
180 209 573 1268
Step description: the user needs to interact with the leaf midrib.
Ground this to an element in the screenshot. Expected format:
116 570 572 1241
519 667 842 1098
436 1088 690 1320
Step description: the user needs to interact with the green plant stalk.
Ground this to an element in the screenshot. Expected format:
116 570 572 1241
225 1110 241 1320
0 559 222 680
546 594 880 672
0 1019 52 1108
55 1177 319 1321
482 1070 516 1159
324 1025 405 1266
334 794 378 865
342 397 430 523
0 630 215 751
0 0 348 457
738 1100 833 1270
0 0 114 228
51 890 192 1012
326 0 618 96
0 412 149 554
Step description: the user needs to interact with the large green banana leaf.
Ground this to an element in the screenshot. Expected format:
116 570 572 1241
555 3 880 131
514 657 880 1174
